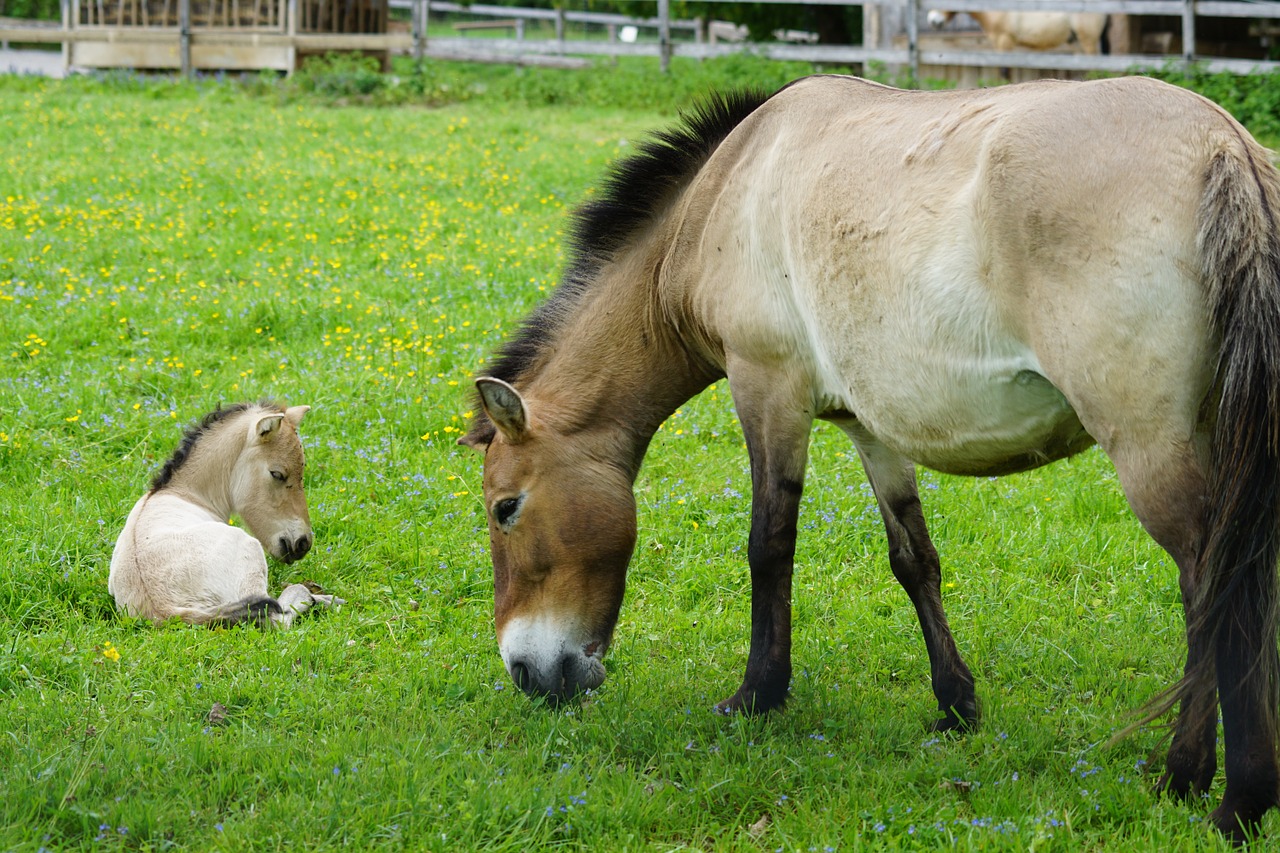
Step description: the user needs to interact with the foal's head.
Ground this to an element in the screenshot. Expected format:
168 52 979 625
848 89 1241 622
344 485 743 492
155 402 314 564
460 378 637 702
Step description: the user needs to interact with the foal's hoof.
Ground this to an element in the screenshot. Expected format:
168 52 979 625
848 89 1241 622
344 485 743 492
313 594 345 609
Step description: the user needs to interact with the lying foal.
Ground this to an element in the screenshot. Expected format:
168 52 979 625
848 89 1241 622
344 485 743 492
109 402 340 627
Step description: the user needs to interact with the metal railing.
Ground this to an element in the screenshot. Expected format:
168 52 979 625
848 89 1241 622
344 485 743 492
1 0 1278 78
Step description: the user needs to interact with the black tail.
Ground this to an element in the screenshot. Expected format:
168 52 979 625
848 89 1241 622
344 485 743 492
205 595 283 628
1194 130 1280 822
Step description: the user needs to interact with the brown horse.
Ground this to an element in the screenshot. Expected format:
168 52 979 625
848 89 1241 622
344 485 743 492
461 75 1280 841
927 9 1107 55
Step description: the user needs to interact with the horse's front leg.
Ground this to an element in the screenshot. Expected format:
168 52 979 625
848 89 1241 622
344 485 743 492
838 422 977 731
716 364 814 715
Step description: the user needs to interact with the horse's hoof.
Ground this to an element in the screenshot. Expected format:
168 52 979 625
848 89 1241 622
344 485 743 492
929 697 979 734
930 715 971 734
1210 807 1260 847
714 687 786 716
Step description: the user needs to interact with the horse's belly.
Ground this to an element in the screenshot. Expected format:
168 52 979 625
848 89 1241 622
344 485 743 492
844 363 1094 476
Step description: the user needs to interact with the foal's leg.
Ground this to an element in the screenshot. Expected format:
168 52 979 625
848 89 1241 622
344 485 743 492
270 584 343 629
1107 446 1217 798
837 421 978 731
716 362 814 715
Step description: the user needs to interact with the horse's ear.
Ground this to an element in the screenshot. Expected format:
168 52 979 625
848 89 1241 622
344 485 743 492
284 405 310 428
475 377 528 443
255 413 285 441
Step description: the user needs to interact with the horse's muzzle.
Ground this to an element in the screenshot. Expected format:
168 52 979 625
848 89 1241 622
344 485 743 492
508 648 606 702
278 534 312 564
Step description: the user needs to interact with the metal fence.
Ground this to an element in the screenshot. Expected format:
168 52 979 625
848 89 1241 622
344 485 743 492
2 0 1279 78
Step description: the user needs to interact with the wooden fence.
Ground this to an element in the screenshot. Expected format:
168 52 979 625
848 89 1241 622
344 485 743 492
2 0 1280 78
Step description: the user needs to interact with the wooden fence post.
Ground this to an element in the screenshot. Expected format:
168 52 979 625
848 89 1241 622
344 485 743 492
413 0 426 61
658 0 670 73
60 0 71 72
1181 0 1196 66
178 0 191 78
906 0 919 84
287 0 298 74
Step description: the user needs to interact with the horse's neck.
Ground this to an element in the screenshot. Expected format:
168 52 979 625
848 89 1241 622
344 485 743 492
163 420 244 519
529 248 718 480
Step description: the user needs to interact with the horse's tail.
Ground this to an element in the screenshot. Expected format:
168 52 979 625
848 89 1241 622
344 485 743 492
170 596 283 628
1193 129 1280 794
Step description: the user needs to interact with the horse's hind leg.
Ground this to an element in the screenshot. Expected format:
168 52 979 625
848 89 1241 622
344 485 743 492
1107 444 1217 798
837 421 978 731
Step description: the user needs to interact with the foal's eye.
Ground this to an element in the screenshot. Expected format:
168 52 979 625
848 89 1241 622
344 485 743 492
270 470 286 483
494 496 522 529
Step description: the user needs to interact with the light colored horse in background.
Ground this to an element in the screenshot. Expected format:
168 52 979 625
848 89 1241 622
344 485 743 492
110 401 341 628
461 75 1280 841
927 9 1107 54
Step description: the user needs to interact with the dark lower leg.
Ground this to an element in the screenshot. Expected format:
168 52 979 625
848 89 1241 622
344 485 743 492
884 494 977 731
1211 620 1280 844
1161 567 1218 799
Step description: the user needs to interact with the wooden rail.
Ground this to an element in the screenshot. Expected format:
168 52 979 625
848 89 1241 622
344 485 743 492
2 0 1279 79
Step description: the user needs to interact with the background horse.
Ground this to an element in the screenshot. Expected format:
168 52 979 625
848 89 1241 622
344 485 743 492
110 401 341 627
927 8 1107 54
460 75 1280 842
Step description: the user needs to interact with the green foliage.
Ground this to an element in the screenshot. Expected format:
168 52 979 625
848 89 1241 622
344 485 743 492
291 52 388 98
1145 62 1280 145
264 52 834 111
2 0 60 20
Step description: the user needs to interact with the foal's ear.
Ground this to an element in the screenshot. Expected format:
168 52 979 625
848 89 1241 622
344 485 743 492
284 405 311 429
255 413 285 440
475 377 528 443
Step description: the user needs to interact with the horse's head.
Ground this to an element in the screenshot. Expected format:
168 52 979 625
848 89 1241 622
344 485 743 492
460 377 637 702
926 9 955 28
232 404 313 564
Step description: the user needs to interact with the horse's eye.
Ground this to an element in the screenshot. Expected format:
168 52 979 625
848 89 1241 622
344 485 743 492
494 496 522 529
271 470 286 483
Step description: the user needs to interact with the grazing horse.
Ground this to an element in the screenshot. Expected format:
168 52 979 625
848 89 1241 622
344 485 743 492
110 402 341 628
460 75 1280 841
927 9 1107 55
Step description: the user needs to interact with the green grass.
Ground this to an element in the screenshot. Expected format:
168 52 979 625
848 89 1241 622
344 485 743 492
0 60 1273 850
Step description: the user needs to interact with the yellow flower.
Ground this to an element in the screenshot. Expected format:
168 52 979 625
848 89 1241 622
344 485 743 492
101 642 120 662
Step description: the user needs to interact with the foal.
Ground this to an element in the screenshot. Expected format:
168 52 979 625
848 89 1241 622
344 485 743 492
109 402 340 628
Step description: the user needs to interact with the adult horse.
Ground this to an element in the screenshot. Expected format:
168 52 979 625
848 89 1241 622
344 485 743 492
927 9 1107 55
460 75 1280 841
110 401 340 627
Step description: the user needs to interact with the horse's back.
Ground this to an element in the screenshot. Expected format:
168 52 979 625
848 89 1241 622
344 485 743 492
680 75 1247 474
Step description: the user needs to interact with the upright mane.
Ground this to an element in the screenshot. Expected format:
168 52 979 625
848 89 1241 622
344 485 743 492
476 89 772 406
150 401 276 492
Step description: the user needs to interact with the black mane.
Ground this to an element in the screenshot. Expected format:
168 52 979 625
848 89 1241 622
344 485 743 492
478 88 772 398
150 401 277 492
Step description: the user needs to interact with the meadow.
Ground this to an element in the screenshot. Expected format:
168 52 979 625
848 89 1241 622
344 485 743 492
0 58 1275 850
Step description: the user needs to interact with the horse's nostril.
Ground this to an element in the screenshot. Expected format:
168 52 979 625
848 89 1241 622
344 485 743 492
511 661 532 693
295 535 312 557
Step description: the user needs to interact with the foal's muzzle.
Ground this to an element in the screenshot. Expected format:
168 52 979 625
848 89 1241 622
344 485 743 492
278 534 312 564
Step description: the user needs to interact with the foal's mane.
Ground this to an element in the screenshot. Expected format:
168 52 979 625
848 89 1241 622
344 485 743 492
150 401 279 492
474 89 771 413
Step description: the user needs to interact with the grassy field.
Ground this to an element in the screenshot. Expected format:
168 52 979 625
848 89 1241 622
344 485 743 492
0 60 1274 850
